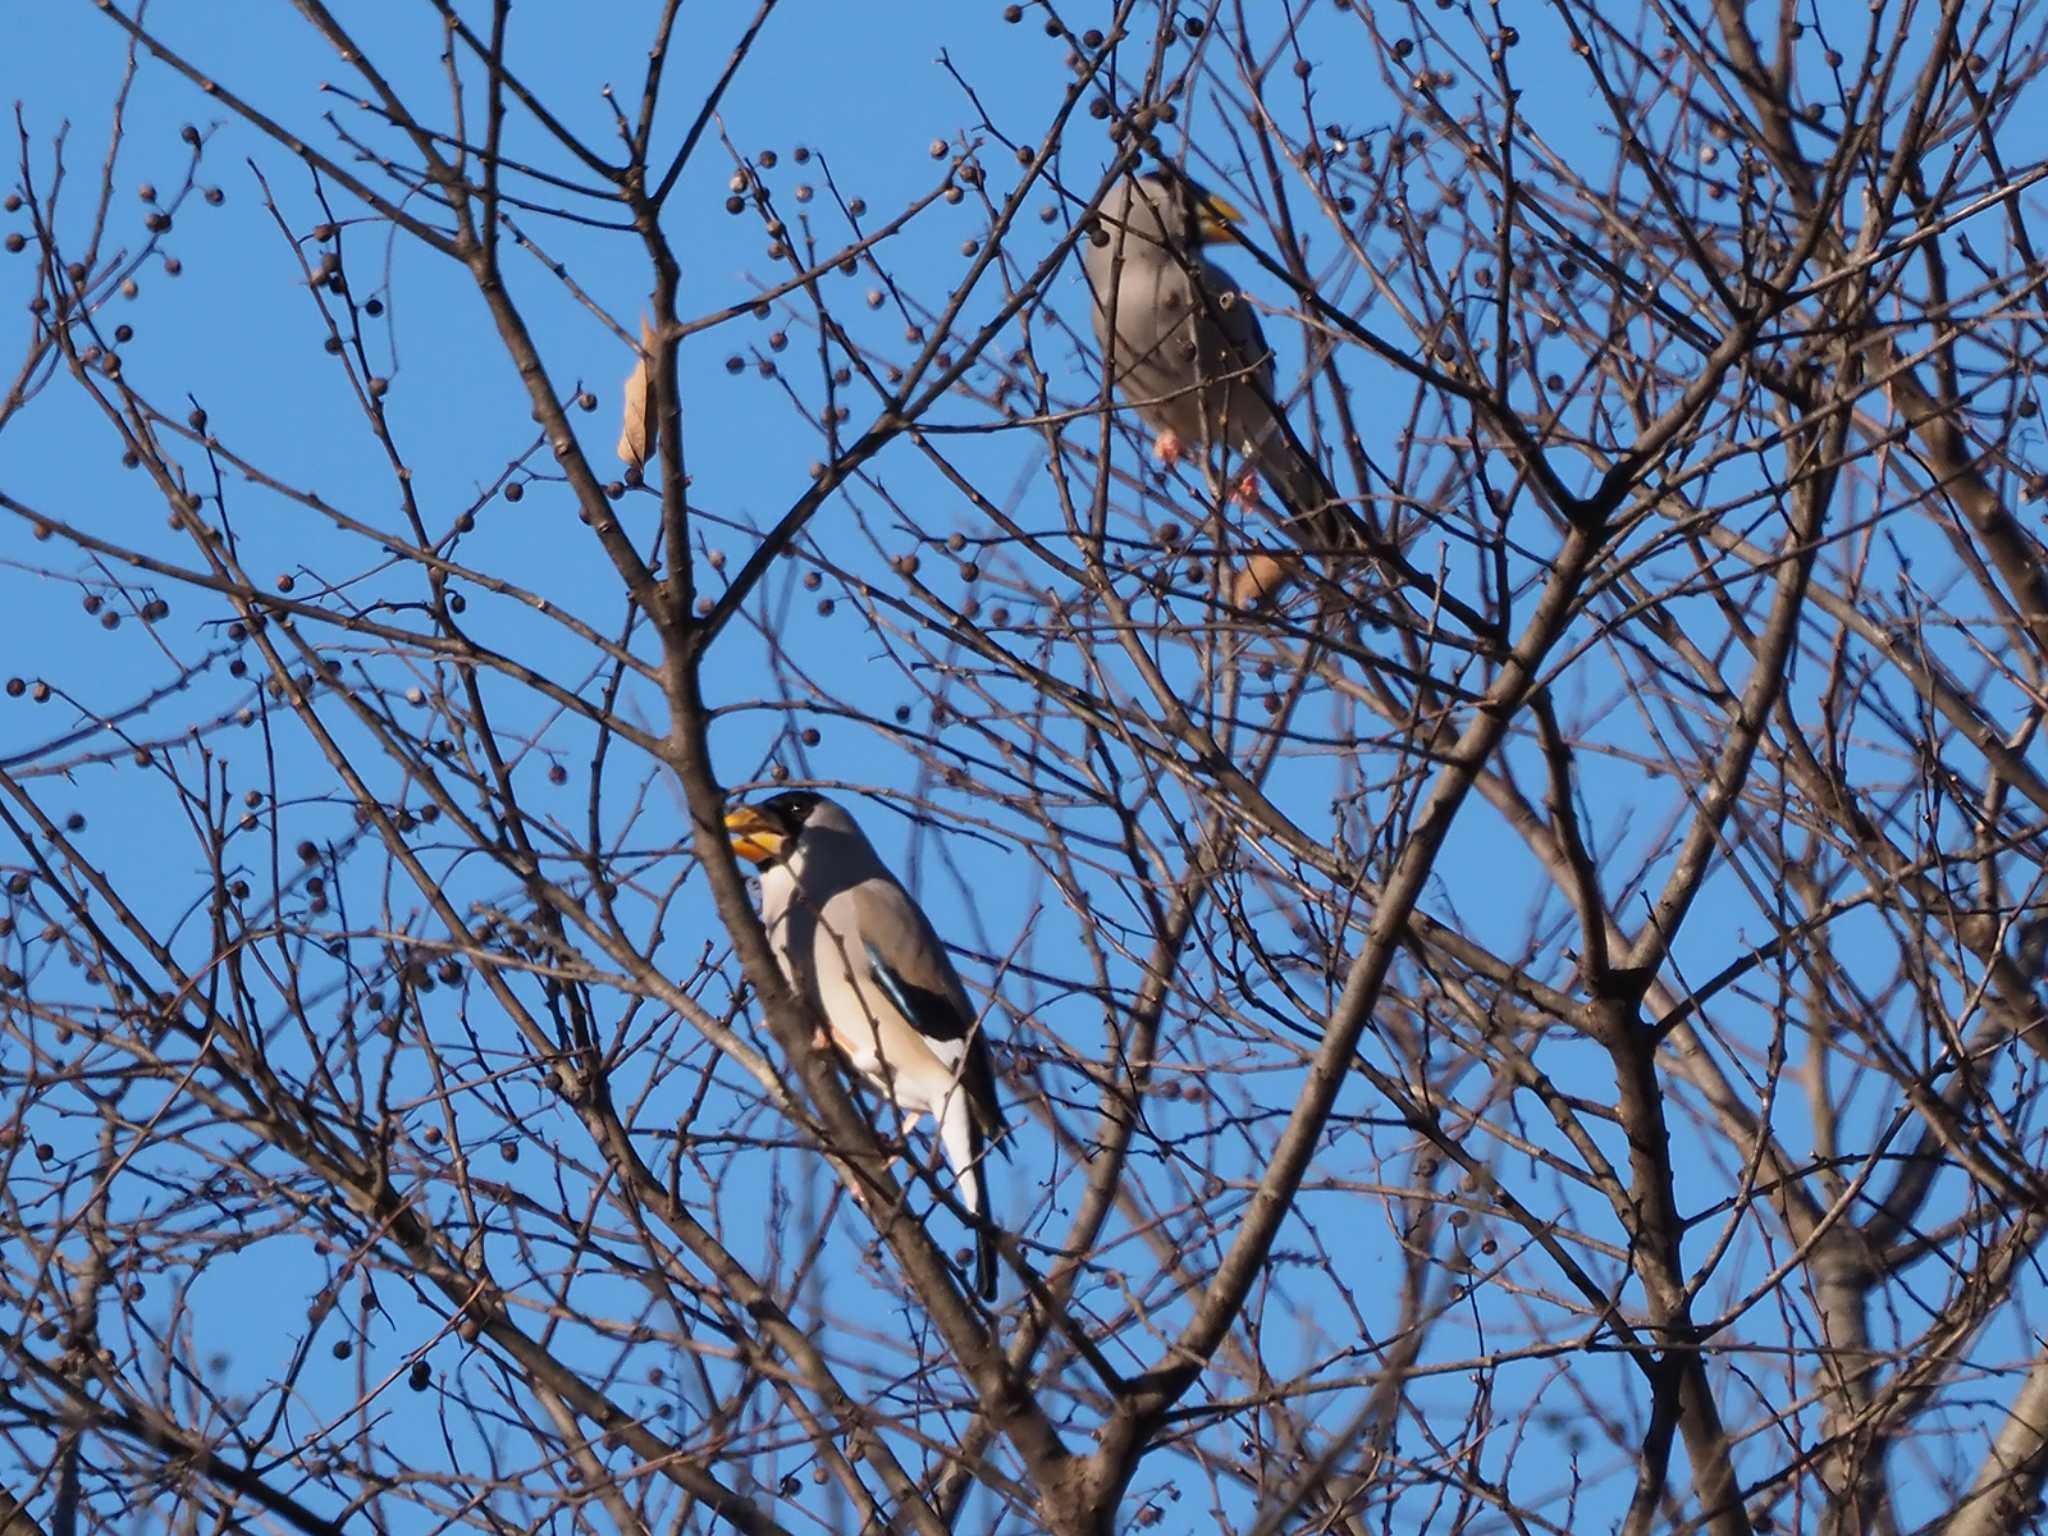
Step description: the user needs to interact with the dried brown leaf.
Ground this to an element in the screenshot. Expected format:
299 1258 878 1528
1229 551 1298 609
616 315 659 469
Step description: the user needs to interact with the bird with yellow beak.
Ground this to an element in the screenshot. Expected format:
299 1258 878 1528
1079 169 1365 576
724 791 1009 1300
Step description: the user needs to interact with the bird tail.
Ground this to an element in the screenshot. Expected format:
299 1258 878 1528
974 1196 998 1303
1244 418 1451 636
1252 425 1366 558
939 1096 999 1301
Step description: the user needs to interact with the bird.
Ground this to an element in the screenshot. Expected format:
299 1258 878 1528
1078 169 1362 570
724 790 1010 1300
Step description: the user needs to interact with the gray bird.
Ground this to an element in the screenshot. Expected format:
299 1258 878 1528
725 791 1009 1299
1079 170 1358 560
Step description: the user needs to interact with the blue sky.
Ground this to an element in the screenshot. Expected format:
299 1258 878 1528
6 3 2046 1534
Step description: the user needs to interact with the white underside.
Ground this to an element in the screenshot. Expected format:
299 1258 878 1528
760 859 984 1213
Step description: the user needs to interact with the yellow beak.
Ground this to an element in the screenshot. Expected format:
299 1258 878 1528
1195 192 1245 244
723 804 788 866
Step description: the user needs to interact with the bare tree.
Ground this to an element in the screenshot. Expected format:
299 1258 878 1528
4 2 2048 1532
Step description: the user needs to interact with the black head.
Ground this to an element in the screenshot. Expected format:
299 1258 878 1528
761 789 823 827
724 790 826 867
